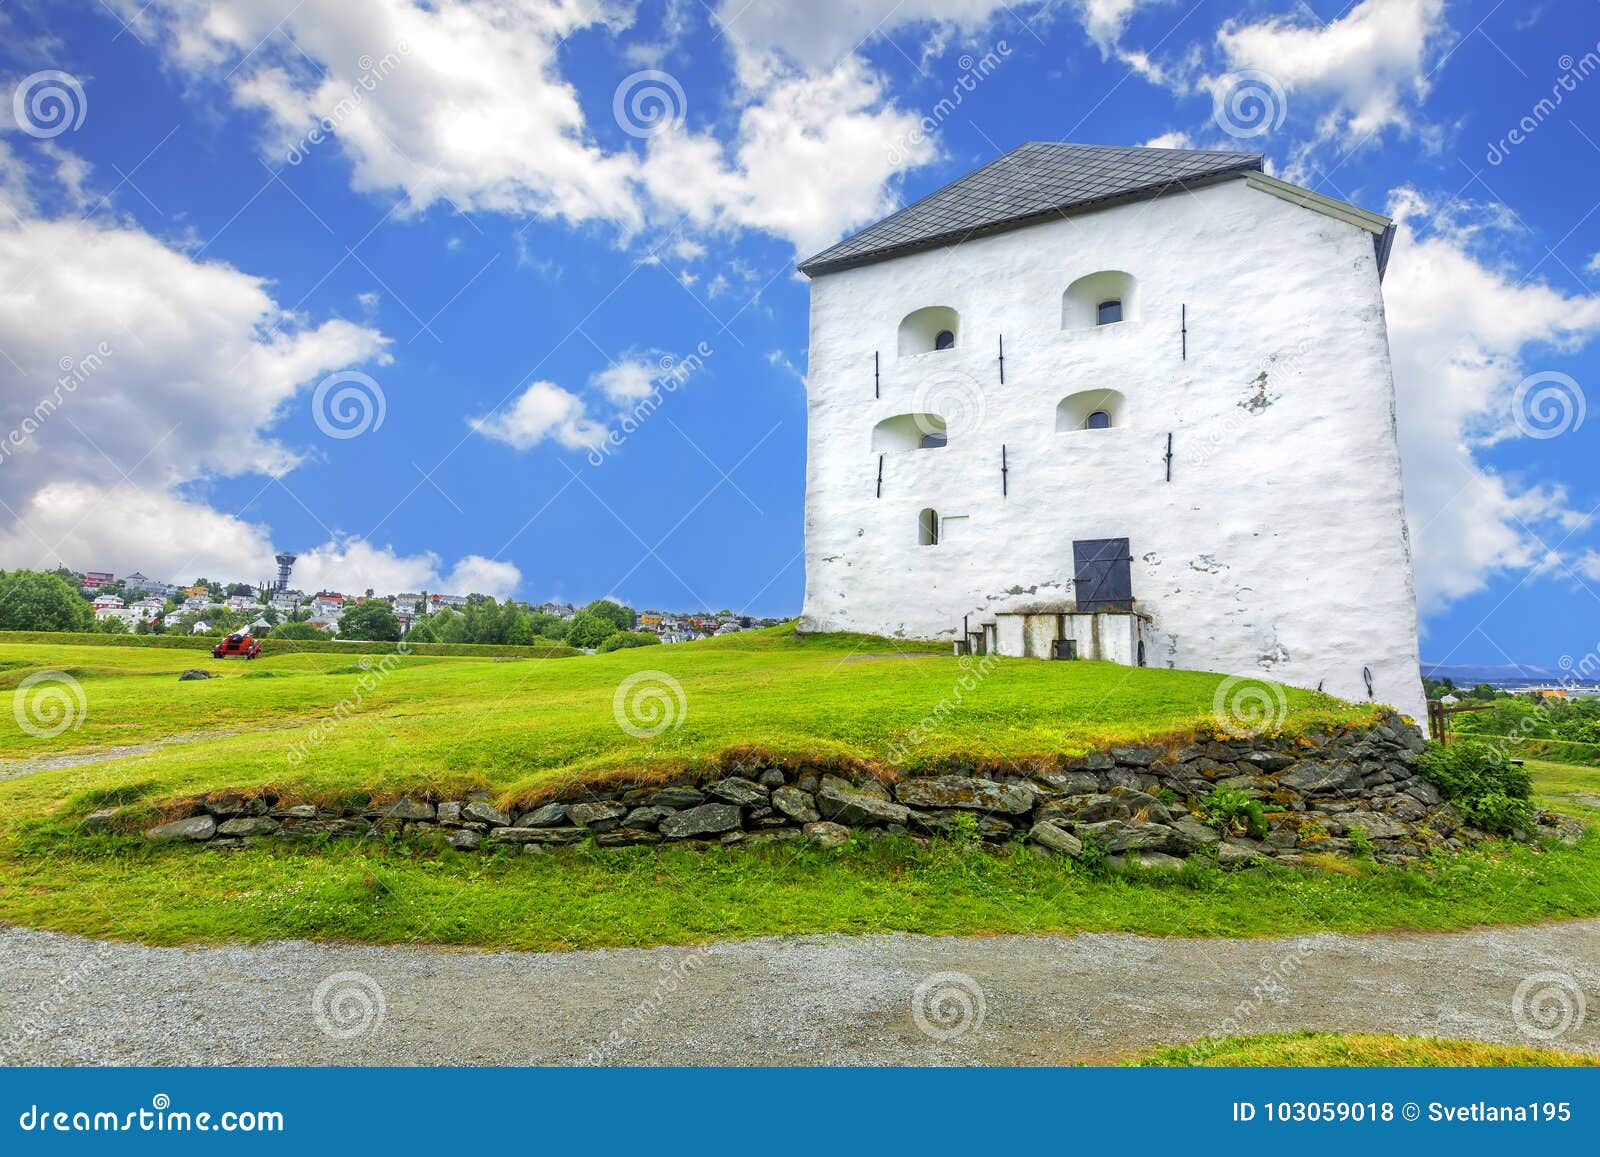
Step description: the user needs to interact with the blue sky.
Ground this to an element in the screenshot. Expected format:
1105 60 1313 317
1 0 1597 669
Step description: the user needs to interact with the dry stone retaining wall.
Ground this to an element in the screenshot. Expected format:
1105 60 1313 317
125 713 1578 868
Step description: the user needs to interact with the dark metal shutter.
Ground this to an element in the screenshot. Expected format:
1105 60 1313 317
1073 538 1133 612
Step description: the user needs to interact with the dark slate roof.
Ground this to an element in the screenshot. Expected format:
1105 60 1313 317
798 142 1264 276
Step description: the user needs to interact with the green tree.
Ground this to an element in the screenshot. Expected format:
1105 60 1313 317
566 610 617 649
0 570 94 632
584 598 635 631
338 601 402 641
526 612 570 642
93 615 130 634
598 630 662 652
404 615 441 643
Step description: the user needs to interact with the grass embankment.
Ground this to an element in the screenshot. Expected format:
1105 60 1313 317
0 628 1594 951
1126 1031 1599 1067
0 628 579 660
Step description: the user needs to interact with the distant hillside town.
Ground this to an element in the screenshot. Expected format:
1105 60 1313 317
0 561 783 652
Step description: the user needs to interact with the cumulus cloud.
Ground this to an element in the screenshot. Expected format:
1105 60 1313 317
1382 187 1600 614
0 152 510 593
468 381 607 452
115 0 946 256
292 538 520 597
1215 0 1450 145
1141 130 1193 149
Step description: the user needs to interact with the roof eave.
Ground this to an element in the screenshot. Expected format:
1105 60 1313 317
798 163 1262 278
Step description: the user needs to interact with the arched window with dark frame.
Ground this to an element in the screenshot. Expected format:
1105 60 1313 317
1096 299 1123 325
919 430 948 449
918 508 940 546
934 329 955 351
1085 409 1112 430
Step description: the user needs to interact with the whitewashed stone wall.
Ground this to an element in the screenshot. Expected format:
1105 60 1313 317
799 178 1427 728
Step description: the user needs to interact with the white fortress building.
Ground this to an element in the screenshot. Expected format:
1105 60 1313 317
796 142 1426 726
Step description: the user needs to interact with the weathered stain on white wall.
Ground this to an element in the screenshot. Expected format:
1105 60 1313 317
799 178 1427 728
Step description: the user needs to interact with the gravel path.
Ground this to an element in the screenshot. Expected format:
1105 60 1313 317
3 921 1597 1066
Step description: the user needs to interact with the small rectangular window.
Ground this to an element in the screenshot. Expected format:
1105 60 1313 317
1096 299 1123 325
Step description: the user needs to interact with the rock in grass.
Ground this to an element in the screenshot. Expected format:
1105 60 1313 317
375 797 435 822
216 816 280 837
892 775 1034 814
770 786 820 823
1076 819 1173 854
518 803 568 827
649 786 706 809
803 821 851 848
568 801 629 831
178 669 212 681
658 802 743 840
461 800 511 827
816 780 909 827
707 777 769 807
489 826 586 844
1113 850 1185 873
1216 841 1259 867
623 806 669 830
436 802 462 826
448 829 482 851
1167 815 1222 853
145 815 216 842
1280 761 1361 795
81 807 121 832
1028 821 1083 857
596 828 664 847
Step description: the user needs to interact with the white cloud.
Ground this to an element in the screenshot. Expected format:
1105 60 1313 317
1381 187 1600 614
468 381 606 452
292 538 521 597
1215 0 1449 145
119 0 947 257
124 0 642 229
0 156 506 595
593 359 658 405
640 57 936 256
1141 130 1192 149
0 202 387 509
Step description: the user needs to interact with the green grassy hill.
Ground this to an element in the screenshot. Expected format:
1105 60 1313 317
0 624 1377 808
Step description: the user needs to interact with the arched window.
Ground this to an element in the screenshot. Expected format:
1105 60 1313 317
873 413 947 451
1056 389 1126 432
898 306 960 355
918 508 940 546
1063 271 1138 330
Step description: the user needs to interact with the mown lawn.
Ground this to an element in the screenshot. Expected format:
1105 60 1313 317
0 625 1378 805
0 629 1595 951
1125 1031 1599 1067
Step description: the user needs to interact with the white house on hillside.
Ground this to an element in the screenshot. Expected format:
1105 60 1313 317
795 142 1425 727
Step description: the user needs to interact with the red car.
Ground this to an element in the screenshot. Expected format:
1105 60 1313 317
212 632 261 660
